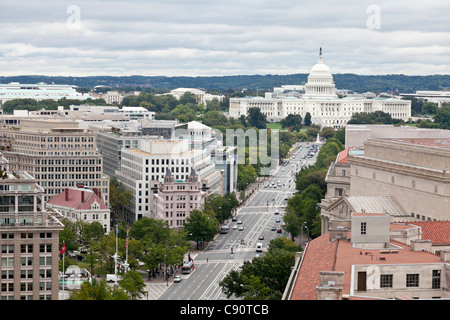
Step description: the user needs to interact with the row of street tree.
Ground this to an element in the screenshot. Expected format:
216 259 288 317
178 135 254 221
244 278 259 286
60 192 240 300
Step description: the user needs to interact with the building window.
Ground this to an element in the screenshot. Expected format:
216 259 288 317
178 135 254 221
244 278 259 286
432 270 441 289
406 274 419 287
360 222 366 235
380 274 393 288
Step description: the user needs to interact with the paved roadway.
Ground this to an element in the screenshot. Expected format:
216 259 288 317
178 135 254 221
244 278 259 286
157 141 320 300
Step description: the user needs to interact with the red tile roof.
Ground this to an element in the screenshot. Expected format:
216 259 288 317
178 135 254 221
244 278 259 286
336 148 349 163
289 233 337 300
289 228 442 300
407 221 450 245
48 188 107 210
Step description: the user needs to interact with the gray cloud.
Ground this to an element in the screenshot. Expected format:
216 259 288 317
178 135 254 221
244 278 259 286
0 0 449 76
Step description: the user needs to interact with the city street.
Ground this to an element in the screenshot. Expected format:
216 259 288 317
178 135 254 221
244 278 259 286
157 141 319 300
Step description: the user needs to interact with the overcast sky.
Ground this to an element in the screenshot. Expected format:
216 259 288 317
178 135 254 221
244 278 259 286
0 0 449 77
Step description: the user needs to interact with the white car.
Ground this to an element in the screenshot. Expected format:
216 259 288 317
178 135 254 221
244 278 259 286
174 275 182 283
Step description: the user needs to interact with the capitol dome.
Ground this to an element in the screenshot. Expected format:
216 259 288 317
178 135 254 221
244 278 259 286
303 48 337 99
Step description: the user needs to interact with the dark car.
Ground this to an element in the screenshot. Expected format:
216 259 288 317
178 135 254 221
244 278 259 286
277 228 282 233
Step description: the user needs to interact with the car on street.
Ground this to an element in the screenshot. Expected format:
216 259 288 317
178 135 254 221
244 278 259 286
239 226 244 231
277 228 282 233
174 275 182 283
237 220 242 224
259 235 264 240
275 219 280 223
271 226 276 231
232 225 238 230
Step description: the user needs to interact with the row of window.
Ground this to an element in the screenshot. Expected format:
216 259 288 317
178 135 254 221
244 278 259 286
1 232 53 239
2 244 52 253
1 256 52 267
379 271 441 289
1 280 53 292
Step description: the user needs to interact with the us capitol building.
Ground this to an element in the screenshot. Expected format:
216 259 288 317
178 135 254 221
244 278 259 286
229 49 411 128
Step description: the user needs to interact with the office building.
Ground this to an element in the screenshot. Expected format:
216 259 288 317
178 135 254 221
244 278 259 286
151 167 206 228
0 82 92 106
0 120 110 205
0 169 64 300
319 135 450 234
95 120 179 178
115 138 221 222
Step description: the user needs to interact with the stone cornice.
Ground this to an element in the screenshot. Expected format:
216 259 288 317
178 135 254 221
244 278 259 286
348 155 450 182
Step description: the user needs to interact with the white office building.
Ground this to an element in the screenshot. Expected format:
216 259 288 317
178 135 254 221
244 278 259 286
115 138 222 222
0 82 92 106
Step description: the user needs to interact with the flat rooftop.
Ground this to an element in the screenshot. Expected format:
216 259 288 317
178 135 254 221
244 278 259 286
378 138 450 150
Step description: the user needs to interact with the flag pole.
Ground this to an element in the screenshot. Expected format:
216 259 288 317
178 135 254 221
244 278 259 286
62 241 65 296
114 225 118 286
125 229 129 274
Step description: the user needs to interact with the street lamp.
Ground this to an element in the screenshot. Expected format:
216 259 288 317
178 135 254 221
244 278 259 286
302 222 309 242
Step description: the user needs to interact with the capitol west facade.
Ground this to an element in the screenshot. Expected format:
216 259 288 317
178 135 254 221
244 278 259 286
229 50 411 128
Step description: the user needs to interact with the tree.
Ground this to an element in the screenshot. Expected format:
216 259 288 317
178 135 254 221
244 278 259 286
83 248 100 276
203 193 239 222
237 164 257 190
304 112 312 126
219 238 297 300
119 270 147 300
69 278 129 300
110 178 133 222
82 221 104 246
421 102 438 115
179 92 198 105
320 126 335 140
283 208 302 240
246 107 267 129
334 127 345 145
280 114 302 131
184 210 219 249
59 218 79 252
170 103 197 122
434 104 450 129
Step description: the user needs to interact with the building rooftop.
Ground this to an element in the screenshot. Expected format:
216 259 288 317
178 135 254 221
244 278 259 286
337 196 407 217
406 221 450 245
378 138 450 150
47 187 107 210
289 229 443 300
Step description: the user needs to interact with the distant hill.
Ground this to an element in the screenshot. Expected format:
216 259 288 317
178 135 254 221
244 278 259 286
1 74 449 94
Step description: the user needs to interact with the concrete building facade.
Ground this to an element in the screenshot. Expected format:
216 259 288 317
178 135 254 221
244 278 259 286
151 168 206 228
0 120 110 205
115 138 221 222
0 170 64 300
